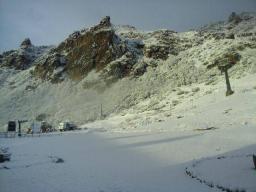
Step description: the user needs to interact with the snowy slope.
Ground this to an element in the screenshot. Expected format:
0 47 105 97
0 77 255 192
0 12 255 131
0 34 255 131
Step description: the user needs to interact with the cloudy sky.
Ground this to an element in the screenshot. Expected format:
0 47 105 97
0 0 255 52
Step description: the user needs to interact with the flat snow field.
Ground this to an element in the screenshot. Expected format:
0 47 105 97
0 126 255 192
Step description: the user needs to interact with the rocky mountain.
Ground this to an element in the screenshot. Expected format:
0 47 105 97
0 38 52 70
0 12 255 131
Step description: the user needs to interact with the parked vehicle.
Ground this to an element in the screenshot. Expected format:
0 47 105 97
41 121 53 133
31 121 53 133
58 122 77 131
7 121 16 132
31 122 42 133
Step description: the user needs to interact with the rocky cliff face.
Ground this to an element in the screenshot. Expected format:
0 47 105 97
33 16 131 82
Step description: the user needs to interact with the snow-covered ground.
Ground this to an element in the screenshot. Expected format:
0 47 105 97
1 12 256 192
1 74 255 192
0 127 255 192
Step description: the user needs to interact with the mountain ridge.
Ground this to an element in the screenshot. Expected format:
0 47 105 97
0 12 255 131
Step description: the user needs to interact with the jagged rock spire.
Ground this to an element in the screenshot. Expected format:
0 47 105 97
99 16 111 27
20 38 32 49
90 16 112 32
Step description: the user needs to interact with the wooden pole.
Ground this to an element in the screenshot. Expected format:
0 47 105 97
100 104 103 119
224 68 234 96
253 155 256 169
18 121 21 137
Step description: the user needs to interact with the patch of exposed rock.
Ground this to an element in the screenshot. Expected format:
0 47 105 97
20 38 32 49
0 39 50 70
33 16 131 81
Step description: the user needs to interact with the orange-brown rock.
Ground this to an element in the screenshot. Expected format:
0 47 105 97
34 16 126 81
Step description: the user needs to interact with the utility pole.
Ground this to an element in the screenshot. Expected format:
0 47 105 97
18 121 21 137
223 67 234 96
253 155 256 170
18 120 28 137
100 104 103 119
218 65 234 96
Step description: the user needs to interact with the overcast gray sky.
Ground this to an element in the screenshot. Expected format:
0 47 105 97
0 0 255 52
